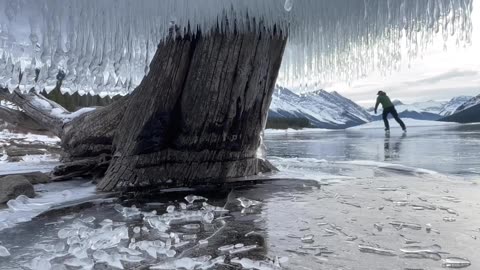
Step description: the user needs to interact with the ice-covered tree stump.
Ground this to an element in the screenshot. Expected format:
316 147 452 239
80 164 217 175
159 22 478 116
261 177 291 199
1 27 287 191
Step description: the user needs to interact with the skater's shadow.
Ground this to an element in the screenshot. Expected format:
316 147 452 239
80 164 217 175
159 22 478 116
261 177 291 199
384 133 407 161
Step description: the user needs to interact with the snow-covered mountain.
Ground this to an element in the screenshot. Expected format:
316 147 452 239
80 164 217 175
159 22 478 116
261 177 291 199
268 87 371 129
452 95 480 114
441 94 480 124
394 100 446 115
439 96 475 116
367 96 473 121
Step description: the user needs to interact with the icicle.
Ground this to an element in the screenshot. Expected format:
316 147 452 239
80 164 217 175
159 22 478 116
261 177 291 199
0 0 473 94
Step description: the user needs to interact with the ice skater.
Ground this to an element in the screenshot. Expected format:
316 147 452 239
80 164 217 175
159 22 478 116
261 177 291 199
374 91 406 133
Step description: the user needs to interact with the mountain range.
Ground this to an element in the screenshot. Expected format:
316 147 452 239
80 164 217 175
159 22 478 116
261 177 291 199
366 96 472 121
267 87 480 129
267 87 372 129
440 94 480 123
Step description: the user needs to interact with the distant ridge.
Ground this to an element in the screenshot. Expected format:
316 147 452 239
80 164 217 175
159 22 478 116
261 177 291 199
267 87 371 129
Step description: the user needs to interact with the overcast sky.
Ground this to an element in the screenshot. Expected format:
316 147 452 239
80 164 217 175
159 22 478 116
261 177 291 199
328 0 480 107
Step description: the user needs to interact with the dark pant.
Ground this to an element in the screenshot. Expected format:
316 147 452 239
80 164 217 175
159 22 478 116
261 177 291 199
382 106 406 130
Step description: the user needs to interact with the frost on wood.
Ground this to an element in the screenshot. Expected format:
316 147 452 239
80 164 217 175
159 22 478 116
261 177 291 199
0 0 473 93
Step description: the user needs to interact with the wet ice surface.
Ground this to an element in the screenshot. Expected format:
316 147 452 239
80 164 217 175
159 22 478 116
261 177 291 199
0 124 479 269
265 123 480 179
1 172 478 270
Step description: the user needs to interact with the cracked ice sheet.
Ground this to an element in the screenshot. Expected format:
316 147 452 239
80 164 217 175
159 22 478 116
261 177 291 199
0 180 97 232
0 171 478 269
257 172 480 269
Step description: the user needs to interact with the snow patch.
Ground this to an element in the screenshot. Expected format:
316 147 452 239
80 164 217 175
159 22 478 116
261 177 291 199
51 107 97 123
0 129 61 175
0 129 60 144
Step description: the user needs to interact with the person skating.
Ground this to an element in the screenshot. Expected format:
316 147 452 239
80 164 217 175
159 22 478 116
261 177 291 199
374 91 406 133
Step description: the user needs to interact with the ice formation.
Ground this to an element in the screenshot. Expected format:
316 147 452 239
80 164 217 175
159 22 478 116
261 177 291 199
0 0 473 94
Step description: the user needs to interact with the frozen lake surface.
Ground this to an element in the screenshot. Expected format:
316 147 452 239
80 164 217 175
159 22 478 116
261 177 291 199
0 122 479 269
266 122 480 179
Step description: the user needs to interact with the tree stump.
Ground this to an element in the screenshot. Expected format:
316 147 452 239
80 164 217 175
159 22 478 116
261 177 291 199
1 26 287 191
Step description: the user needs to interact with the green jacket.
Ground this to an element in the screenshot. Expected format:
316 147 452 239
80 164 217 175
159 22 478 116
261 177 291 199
375 94 394 110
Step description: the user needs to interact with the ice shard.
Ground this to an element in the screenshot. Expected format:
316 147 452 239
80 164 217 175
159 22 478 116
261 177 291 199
0 0 473 94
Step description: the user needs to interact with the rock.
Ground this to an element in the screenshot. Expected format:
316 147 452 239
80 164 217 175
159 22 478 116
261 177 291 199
18 171 51 185
6 156 22 162
5 145 50 157
0 175 36 204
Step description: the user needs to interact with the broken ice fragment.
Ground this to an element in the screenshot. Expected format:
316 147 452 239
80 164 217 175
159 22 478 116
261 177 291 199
166 205 175 213
442 196 461 203
400 244 441 253
183 234 197 240
185 195 207 204
389 221 422 230
443 217 456 222
202 212 215 223
30 257 52 270
446 209 458 215
0 245 10 257
301 234 315 243
80 216 95 223
442 257 471 268
229 245 258 255
100 219 113 226
218 244 235 252
64 258 94 268
346 236 358 241
114 204 141 218
231 257 283 270
92 250 124 269
236 197 261 208
202 202 229 214
166 249 176 258
394 201 409 207
377 187 398 192
118 247 142 256
182 224 201 230
358 245 396 256
179 203 187 210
